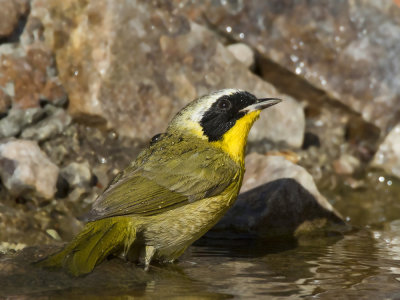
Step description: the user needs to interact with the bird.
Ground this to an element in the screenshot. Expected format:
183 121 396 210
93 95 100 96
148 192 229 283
37 89 281 276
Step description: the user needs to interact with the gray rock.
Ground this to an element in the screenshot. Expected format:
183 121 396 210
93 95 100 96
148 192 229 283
248 95 304 148
60 161 92 189
214 153 344 238
0 139 59 199
0 108 44 138
226 43 254 69
371 123 400 178
27 0 304 147
180 0 400 133
0 109 23 137
21 107 72 141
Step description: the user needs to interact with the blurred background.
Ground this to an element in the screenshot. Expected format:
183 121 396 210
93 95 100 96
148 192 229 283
1 0 400 298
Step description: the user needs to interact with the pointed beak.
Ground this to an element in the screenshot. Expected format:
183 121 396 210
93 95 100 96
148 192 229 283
239 97 282 113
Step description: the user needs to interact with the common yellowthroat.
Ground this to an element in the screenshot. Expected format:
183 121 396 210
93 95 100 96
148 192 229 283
38 89 281 276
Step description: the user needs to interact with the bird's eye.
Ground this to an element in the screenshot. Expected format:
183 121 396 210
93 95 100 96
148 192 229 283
218 98 232 111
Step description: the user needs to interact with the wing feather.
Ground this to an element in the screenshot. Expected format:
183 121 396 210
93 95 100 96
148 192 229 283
87 136 239 221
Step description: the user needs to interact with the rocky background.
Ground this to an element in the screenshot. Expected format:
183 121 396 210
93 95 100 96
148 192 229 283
0 0 400 253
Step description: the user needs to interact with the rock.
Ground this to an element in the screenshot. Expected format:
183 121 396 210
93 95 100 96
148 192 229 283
371 123 400 178
0 242 26 254
60 161 92 189
214 153 344 238
0 139 59 199
333 154 360 175
41 79 68 107
179 0 400 133
248 95 304 148
0 89 11 115
27 0 304 147
0 107 44 138
226 43 254 68
14 0 30 17
0 0 19 37
0 44 57 109
21 107 72 141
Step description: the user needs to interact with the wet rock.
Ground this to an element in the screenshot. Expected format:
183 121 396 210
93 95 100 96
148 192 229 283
333 154 360 175
0 0 19 38
21 107 72 141
226 43 254 69
0 242 26 254
0 139 59 199
28 0 304 147
371 124 400 178
214 153 344 238
181 1 400 133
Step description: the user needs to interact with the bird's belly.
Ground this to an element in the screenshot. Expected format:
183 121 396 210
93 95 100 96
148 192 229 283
141 190 237 261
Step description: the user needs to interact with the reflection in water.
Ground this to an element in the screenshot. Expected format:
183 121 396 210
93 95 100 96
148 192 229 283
1 175 400 299
2 228 400 299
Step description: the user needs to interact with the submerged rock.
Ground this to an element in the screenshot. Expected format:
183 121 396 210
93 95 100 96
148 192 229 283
215 153 344 238
333 154 360 175
0 139 59 199
371 123 400 179
27 0 304 147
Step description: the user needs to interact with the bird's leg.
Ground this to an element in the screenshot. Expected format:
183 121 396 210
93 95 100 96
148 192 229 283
143 245 155 271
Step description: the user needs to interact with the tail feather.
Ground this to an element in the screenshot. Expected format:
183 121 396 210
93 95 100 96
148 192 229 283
36 217 136 276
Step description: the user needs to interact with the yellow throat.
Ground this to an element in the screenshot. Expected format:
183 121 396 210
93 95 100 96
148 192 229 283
211 110 260 165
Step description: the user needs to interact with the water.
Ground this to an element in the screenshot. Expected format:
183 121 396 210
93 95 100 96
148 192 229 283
1 173 400 299
1 226 400 299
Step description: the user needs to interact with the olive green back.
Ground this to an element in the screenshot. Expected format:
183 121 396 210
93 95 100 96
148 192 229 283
87 134 240 220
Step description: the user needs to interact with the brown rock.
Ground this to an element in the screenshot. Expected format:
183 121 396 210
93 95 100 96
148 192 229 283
14 0 30 16
28 0 304 146
0 89 11 114
0 0 19 37
41 79 67 106
0 45 55 109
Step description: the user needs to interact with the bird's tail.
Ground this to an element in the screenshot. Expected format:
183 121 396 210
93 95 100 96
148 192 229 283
36 216 136 276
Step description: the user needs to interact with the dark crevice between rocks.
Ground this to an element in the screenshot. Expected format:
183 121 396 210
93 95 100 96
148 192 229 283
255 54 360 118
254 54 381 157
0 13 29 45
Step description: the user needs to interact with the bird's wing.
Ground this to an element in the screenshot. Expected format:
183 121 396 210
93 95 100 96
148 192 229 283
86 140 239 221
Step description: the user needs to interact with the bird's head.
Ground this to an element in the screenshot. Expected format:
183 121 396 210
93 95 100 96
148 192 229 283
167 89 281 163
